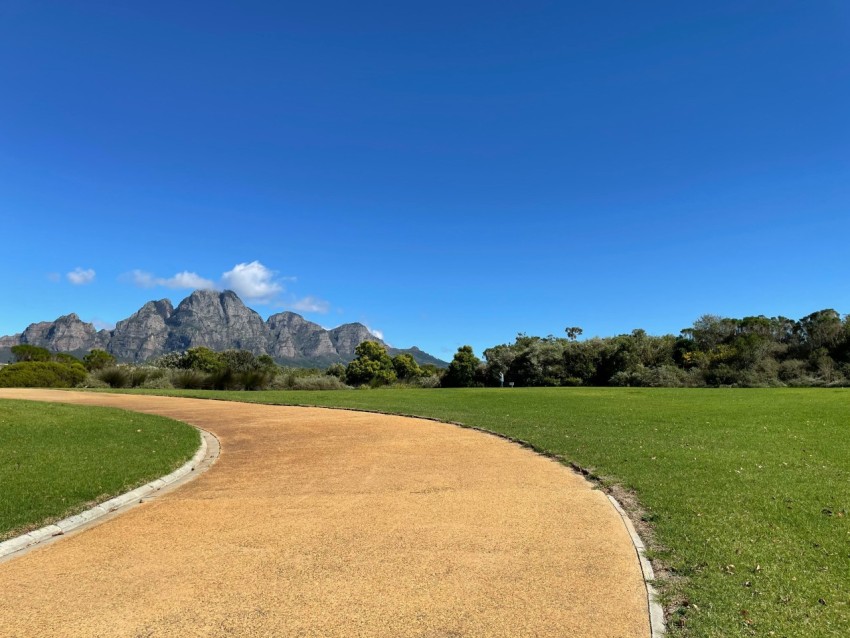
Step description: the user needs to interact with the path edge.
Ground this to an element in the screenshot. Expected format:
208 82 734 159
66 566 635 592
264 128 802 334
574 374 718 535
608 495 666 637
0 425 220 562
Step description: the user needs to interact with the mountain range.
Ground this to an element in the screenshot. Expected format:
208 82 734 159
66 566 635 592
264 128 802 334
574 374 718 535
0 290 447 367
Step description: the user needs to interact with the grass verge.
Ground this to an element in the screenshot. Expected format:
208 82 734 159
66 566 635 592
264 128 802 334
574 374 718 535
0 399 199 541
107 386 850 638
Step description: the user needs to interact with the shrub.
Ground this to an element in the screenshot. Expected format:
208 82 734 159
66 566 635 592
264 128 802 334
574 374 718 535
208 368 238 391
326 363 346 380
10 344 52 362
411 374 442 388
172 370 210 389
95 367 131 388
291 374 350 391
83 349 116 371
139 375 174 390
0 361 88 388
152 351 188 369
129 368 151 387
240 369 273 391
81 374 110 389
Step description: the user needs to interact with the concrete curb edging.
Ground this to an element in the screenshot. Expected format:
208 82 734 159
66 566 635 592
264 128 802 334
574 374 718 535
609 495 666 637
0 427 219 562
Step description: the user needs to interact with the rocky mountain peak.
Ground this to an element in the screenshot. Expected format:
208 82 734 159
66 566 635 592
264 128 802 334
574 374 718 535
0 290 446 367
329 323 383 355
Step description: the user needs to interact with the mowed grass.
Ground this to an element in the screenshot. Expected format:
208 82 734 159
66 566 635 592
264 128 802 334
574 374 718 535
0 399 199 541
112 386 850 637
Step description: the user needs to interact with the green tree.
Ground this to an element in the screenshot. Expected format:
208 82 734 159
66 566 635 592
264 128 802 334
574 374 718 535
326 363 347 379
183 347 225 373
441 345 481 388
11 344 52 362
256 354 278 371
345 341 397 386
392 353 422 380
218 349 259 373
565 326 583 341
83 349 116 371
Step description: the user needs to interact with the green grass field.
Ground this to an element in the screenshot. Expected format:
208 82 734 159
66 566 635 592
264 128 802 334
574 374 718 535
0 399 199 542
109 386 849 638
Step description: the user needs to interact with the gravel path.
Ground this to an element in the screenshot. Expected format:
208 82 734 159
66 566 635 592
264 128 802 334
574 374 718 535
0 389 649 637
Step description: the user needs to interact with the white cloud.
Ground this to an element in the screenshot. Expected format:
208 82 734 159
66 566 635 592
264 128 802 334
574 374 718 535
221 261 282 302
291 296 330 314
131 269 215 290
91 318 116 331
166 271 216 289
366 326 384 340
67 267 96 285
125 261 305 306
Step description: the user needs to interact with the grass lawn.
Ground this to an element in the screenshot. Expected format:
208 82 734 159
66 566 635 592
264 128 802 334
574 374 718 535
111 386 850 638
0 399 199 542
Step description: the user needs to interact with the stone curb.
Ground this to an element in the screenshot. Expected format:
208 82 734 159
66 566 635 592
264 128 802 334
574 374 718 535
0 427 218 561
609 495 666 637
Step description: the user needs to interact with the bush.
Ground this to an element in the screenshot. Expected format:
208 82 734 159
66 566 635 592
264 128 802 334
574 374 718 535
95 367 132 388
172 370 211 389
0 361 88 388
82 349 116 371
240 369 273 391
81 374 110 389
152 351 188 369
410 374 442 388
290 375 350 391
326 363 346 380
139 375 174 390
10 345 52 362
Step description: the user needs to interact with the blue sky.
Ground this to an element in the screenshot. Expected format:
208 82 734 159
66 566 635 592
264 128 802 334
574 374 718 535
1 1 848 359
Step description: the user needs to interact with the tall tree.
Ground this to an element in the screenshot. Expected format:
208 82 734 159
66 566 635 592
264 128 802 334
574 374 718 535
442 346 481 388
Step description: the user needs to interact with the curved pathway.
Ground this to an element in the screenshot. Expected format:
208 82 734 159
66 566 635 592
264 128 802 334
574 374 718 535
0 389 649 637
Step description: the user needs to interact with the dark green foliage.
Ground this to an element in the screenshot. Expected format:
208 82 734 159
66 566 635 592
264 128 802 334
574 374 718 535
152 348 278 390
94 366 170 389
172 370 209 389
345 341 397 386
326 363 346 379
0 361 88 388
392 353 422 380
96 367 132 388
83 349 116 371
10 344 52 362
183 347 226 374
441 345 481 387
482 309 850 388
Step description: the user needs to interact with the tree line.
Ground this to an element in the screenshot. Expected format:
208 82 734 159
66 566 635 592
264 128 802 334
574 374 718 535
4 308 848 389
470 309 850 388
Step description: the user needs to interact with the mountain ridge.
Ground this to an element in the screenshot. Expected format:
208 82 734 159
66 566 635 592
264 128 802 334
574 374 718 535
0 290 447 367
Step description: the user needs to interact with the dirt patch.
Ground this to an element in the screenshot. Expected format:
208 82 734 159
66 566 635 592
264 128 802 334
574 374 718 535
0 389 649 637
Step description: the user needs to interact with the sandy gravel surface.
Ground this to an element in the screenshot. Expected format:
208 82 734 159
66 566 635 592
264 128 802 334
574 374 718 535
0 389 649 637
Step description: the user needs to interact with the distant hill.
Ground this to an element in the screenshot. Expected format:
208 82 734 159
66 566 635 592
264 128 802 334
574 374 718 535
0 290 448 368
